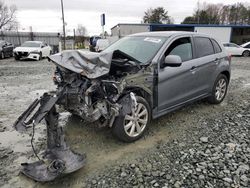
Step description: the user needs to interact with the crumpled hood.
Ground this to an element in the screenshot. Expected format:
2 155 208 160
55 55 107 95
49 50 113 79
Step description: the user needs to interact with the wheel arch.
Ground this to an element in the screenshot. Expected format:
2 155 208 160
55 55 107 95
220 70 230 83
120 86 153 109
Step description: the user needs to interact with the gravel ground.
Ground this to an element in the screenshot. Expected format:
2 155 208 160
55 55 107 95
0 57 249 188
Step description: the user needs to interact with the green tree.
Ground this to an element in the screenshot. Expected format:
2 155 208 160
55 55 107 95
143 7 172 24
182 16 197 24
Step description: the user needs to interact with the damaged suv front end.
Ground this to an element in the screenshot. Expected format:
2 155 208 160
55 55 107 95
14 35 167 181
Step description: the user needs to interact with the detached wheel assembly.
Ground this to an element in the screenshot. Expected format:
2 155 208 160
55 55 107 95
208 74 228 104
112 96 151 142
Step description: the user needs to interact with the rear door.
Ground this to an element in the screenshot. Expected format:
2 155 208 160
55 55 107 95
158 36 200 112
192 37 218 94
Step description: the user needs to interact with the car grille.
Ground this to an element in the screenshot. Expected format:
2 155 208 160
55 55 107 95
18 52 29 57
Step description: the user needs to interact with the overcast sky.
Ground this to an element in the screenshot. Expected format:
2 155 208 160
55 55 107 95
4 0 249 35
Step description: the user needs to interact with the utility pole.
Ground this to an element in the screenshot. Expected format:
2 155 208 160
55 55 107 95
73 28 76 49
197 0 200 24
60 0 66 50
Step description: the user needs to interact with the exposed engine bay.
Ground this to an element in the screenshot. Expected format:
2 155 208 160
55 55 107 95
54 50 141 127
13 49 153 182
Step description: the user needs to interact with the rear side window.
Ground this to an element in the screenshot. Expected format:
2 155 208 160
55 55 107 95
211 39 222 53
245 44 250 48
194 37 214 58
165 37 193 62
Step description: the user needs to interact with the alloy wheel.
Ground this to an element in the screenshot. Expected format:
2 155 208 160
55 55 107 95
243 51 250 57
124 103 148 137
215 78 227 101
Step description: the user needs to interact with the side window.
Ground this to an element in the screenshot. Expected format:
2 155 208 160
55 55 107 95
228 44 234 47
194 37 214 58
246 44 250 48
211 39 222 53
229 43 239 48
165 37 193 62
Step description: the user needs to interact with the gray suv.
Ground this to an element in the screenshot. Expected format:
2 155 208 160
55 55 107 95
14 31 231 181
103 31 231 142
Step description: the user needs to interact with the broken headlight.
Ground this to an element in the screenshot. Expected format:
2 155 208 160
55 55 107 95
53 68 63 84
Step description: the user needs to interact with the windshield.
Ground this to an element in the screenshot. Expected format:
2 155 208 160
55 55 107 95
21 42 41 48
103 36 167 64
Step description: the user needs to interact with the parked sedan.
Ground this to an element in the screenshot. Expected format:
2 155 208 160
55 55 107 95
0 40 14 59
13 41 52 61
223 42 250 57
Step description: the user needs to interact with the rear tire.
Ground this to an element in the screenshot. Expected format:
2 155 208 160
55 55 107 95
112 96 151 142
207 74 228 104
242 50 250 57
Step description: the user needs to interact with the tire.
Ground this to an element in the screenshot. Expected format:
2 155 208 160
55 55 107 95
39 52 42 60
207 74 228 104
14 55 20 60
1 51 5 59
112 96 151 142
242 50 250 57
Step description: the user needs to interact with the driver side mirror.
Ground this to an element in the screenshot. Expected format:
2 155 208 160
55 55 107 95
163 55 182 67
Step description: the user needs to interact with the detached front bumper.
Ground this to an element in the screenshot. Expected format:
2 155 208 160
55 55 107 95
14 92 86 182
14 51 40 60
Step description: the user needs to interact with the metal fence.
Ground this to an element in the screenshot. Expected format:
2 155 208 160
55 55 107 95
0 31 60 53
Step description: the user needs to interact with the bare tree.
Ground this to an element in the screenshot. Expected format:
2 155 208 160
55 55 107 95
0 1 17 30
182 1 250 25
76 24 87 36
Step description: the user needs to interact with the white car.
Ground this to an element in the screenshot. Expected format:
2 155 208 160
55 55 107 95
14 41 52 61
223 42 250 57
95 39 110 52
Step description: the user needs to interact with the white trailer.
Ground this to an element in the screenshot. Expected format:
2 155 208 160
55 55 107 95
194 27 232 43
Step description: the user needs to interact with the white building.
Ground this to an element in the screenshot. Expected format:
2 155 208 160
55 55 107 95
111 23 250 44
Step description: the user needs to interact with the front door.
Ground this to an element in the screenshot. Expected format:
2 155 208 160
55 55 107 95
158 36 199 113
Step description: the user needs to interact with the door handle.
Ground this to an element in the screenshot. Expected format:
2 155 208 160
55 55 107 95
214 58 219 65
190 66 197 71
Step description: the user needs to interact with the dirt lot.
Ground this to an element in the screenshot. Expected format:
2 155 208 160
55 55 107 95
0 57 249 188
